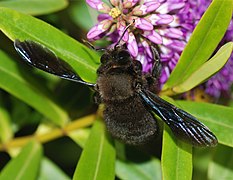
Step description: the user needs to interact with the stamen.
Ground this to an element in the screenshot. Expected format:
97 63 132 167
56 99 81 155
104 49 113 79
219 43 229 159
109 7 121 19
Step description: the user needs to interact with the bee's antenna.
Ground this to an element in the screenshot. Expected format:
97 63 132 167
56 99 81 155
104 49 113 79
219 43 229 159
82 39 106 51
114 20 135 49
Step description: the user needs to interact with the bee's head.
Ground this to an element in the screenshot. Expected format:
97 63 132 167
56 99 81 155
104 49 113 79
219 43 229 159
100 47 131 65
97 46 134 75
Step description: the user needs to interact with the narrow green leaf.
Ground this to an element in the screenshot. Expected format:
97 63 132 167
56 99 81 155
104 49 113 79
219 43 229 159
0 50 68 126
116 158 161 180
176 101 233 148
161 96 193 180
173 42 233 93
0 7 99 83
162 126 192 180
0 0 68 16
10 96 42 129
73 120 115 180
192 149 214 180
0 141 42 180
0 99 13 143
163 0 233 90
208 145 233 179
39 157 70 180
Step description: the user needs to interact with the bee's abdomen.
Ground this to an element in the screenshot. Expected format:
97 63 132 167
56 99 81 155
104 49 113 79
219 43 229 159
103 95 158 145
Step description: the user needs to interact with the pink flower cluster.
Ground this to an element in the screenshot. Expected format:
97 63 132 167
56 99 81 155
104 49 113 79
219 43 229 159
86 0 177 72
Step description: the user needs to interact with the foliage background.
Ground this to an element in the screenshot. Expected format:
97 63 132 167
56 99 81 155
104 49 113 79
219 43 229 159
0 0 232 179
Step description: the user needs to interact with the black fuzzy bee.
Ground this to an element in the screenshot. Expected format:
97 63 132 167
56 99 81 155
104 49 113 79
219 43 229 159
14 38 218 147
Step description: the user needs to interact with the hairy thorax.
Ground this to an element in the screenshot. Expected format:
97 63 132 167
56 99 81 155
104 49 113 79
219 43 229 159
97 74 134 102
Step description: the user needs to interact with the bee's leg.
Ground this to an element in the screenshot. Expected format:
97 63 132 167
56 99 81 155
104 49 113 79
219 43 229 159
93 92 102 104
133 60 143 74
151 46 162 79
93 85 102 104
142 46 161 93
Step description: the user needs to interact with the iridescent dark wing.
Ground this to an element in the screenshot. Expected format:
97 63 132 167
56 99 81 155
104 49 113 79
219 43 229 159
138 89 218 147
14 40 95 87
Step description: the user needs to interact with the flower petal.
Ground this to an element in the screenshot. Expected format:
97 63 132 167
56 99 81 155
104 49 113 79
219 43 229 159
144 1 161 12
110 0 119 7
117 21 129 42
97 14 112 21
135 18 153 31
141 40 153 59
132 2 160 16
160 66 170 84
127 33 138 57
147 14 174 25
86 0 111 13
159 28 183 39
169 40 186 52
142 30 163 44
87 20 113 39
157 2 185 14
123 0 139 9
167 2 186 12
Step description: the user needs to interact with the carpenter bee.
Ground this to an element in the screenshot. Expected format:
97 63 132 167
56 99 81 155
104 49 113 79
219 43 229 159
14 36 218 147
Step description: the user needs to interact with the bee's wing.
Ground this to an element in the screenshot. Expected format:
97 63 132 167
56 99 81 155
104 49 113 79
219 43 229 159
14 40 95 87
138 89 218 147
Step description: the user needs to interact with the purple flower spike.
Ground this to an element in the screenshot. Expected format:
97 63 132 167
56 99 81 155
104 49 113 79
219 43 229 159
156 0 233 99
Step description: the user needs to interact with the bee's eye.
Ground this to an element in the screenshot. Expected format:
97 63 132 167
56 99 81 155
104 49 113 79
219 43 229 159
117 50 130 64
100 54 109 64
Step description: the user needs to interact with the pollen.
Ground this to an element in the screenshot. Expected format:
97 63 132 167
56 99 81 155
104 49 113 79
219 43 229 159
109 7 121 19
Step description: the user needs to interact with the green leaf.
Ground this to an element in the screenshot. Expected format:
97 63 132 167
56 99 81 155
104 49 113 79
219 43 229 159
161 96 193 180
0 7 99 83
39 157 70 180
208 145 233 179
0 141 42 180
0 0 68 16
0 50 68 126
192 149 214 180
173 42 233 93
10 96 42 129
163 0 233 90
162 125 192 180
73 120 115 180
176 101 233 148
0 98 13 143
116 158 161 180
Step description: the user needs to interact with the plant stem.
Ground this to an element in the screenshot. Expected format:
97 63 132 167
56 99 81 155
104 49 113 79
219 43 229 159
0 114 96 151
